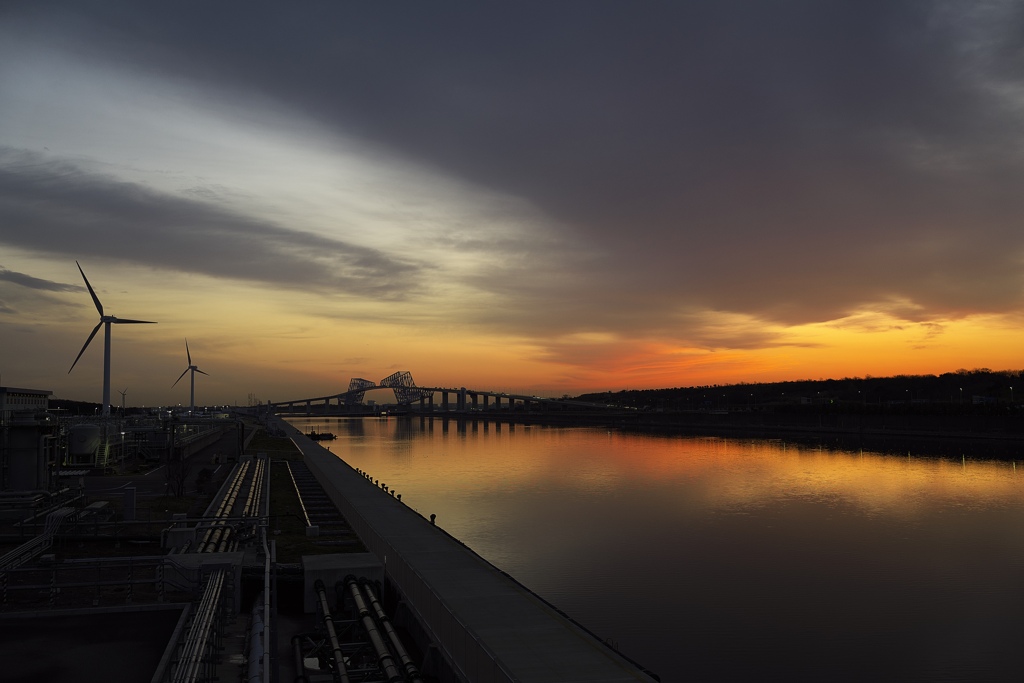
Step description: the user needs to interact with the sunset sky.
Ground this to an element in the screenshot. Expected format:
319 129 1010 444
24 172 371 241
2 2 1024 408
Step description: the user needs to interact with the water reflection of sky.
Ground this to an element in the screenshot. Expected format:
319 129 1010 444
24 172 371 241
289 417 1024 682
298 417 1024 519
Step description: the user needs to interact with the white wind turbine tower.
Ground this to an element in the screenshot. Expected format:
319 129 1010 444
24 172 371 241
173 339 209 416
68 262 156 418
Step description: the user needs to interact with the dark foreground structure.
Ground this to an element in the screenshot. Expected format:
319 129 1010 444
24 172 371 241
0 410 659 683
285 418 660 683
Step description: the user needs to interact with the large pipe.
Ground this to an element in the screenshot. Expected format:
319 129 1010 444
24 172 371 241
291 636 310 683
314 579 351 683
247 599 264 683
344 576 403 683
361 580 425 683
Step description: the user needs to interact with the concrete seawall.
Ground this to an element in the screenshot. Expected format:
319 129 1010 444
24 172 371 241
278 418 659 683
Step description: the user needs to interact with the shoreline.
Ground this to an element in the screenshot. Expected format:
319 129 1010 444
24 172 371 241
282 409 1024 460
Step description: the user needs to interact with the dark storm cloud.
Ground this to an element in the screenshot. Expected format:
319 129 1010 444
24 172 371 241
0 148 425 298
0 263 84 318
0 266 81 292
8 1 1024 329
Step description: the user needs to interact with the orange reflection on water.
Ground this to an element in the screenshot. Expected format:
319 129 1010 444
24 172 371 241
564 432 1024 517
315 418 1024 520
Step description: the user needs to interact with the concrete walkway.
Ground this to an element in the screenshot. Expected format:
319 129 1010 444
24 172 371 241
277 417 660 683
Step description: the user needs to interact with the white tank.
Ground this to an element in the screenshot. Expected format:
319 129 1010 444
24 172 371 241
69 423 102 460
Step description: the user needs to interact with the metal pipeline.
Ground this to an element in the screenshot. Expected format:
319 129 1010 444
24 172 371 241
242 458 265 518
291 636 310 683
197 460 249 552
174 569 226 683
343 576 403 683
361 580 425 683
314 579 350 683
215 525 235 553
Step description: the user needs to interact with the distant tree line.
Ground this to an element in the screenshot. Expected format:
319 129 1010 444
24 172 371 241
576 369 1024 414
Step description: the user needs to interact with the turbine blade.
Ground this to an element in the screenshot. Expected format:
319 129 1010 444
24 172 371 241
185 338 192 365
76 261 103 317
113 318 156 324
172 367 190 387
69 321 102 373
196 369 210 377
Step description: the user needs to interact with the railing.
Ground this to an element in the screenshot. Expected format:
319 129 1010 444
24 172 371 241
0 555 207 609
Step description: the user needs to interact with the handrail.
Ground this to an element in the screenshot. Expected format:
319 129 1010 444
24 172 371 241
284 461 313 527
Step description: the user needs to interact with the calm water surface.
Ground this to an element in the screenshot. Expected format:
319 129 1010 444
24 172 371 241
288 416 1024 683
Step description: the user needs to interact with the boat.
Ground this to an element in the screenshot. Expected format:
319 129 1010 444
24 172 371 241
306 429 336 441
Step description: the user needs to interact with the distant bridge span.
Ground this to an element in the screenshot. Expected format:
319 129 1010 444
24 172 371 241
272 370 608 414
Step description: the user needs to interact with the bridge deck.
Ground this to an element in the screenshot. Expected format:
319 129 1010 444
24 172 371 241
278 418 659 683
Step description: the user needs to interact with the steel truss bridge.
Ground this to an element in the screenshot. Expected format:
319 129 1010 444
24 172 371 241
272 370 608 415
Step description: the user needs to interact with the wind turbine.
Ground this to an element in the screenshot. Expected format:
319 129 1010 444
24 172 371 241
118 388 128 416
68 262 156 418
173 339 209 416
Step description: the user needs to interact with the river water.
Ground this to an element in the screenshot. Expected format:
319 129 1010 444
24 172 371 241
286 416 1024 682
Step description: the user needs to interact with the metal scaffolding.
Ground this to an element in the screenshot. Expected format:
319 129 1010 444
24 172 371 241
344 378 376 405
378 371 429 405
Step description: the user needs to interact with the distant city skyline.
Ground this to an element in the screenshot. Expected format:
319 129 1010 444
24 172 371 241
3 3 1024 407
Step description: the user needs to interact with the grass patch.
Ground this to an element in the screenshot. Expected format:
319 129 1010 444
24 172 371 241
248 432 301 458
269 459 365 562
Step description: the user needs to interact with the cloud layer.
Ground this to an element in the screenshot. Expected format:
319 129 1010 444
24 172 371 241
2 1 1024 400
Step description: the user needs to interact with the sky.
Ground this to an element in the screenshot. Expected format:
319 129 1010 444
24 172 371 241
2 2 1024 408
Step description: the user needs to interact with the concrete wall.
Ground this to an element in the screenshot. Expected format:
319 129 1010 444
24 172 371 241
290 426 514 683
